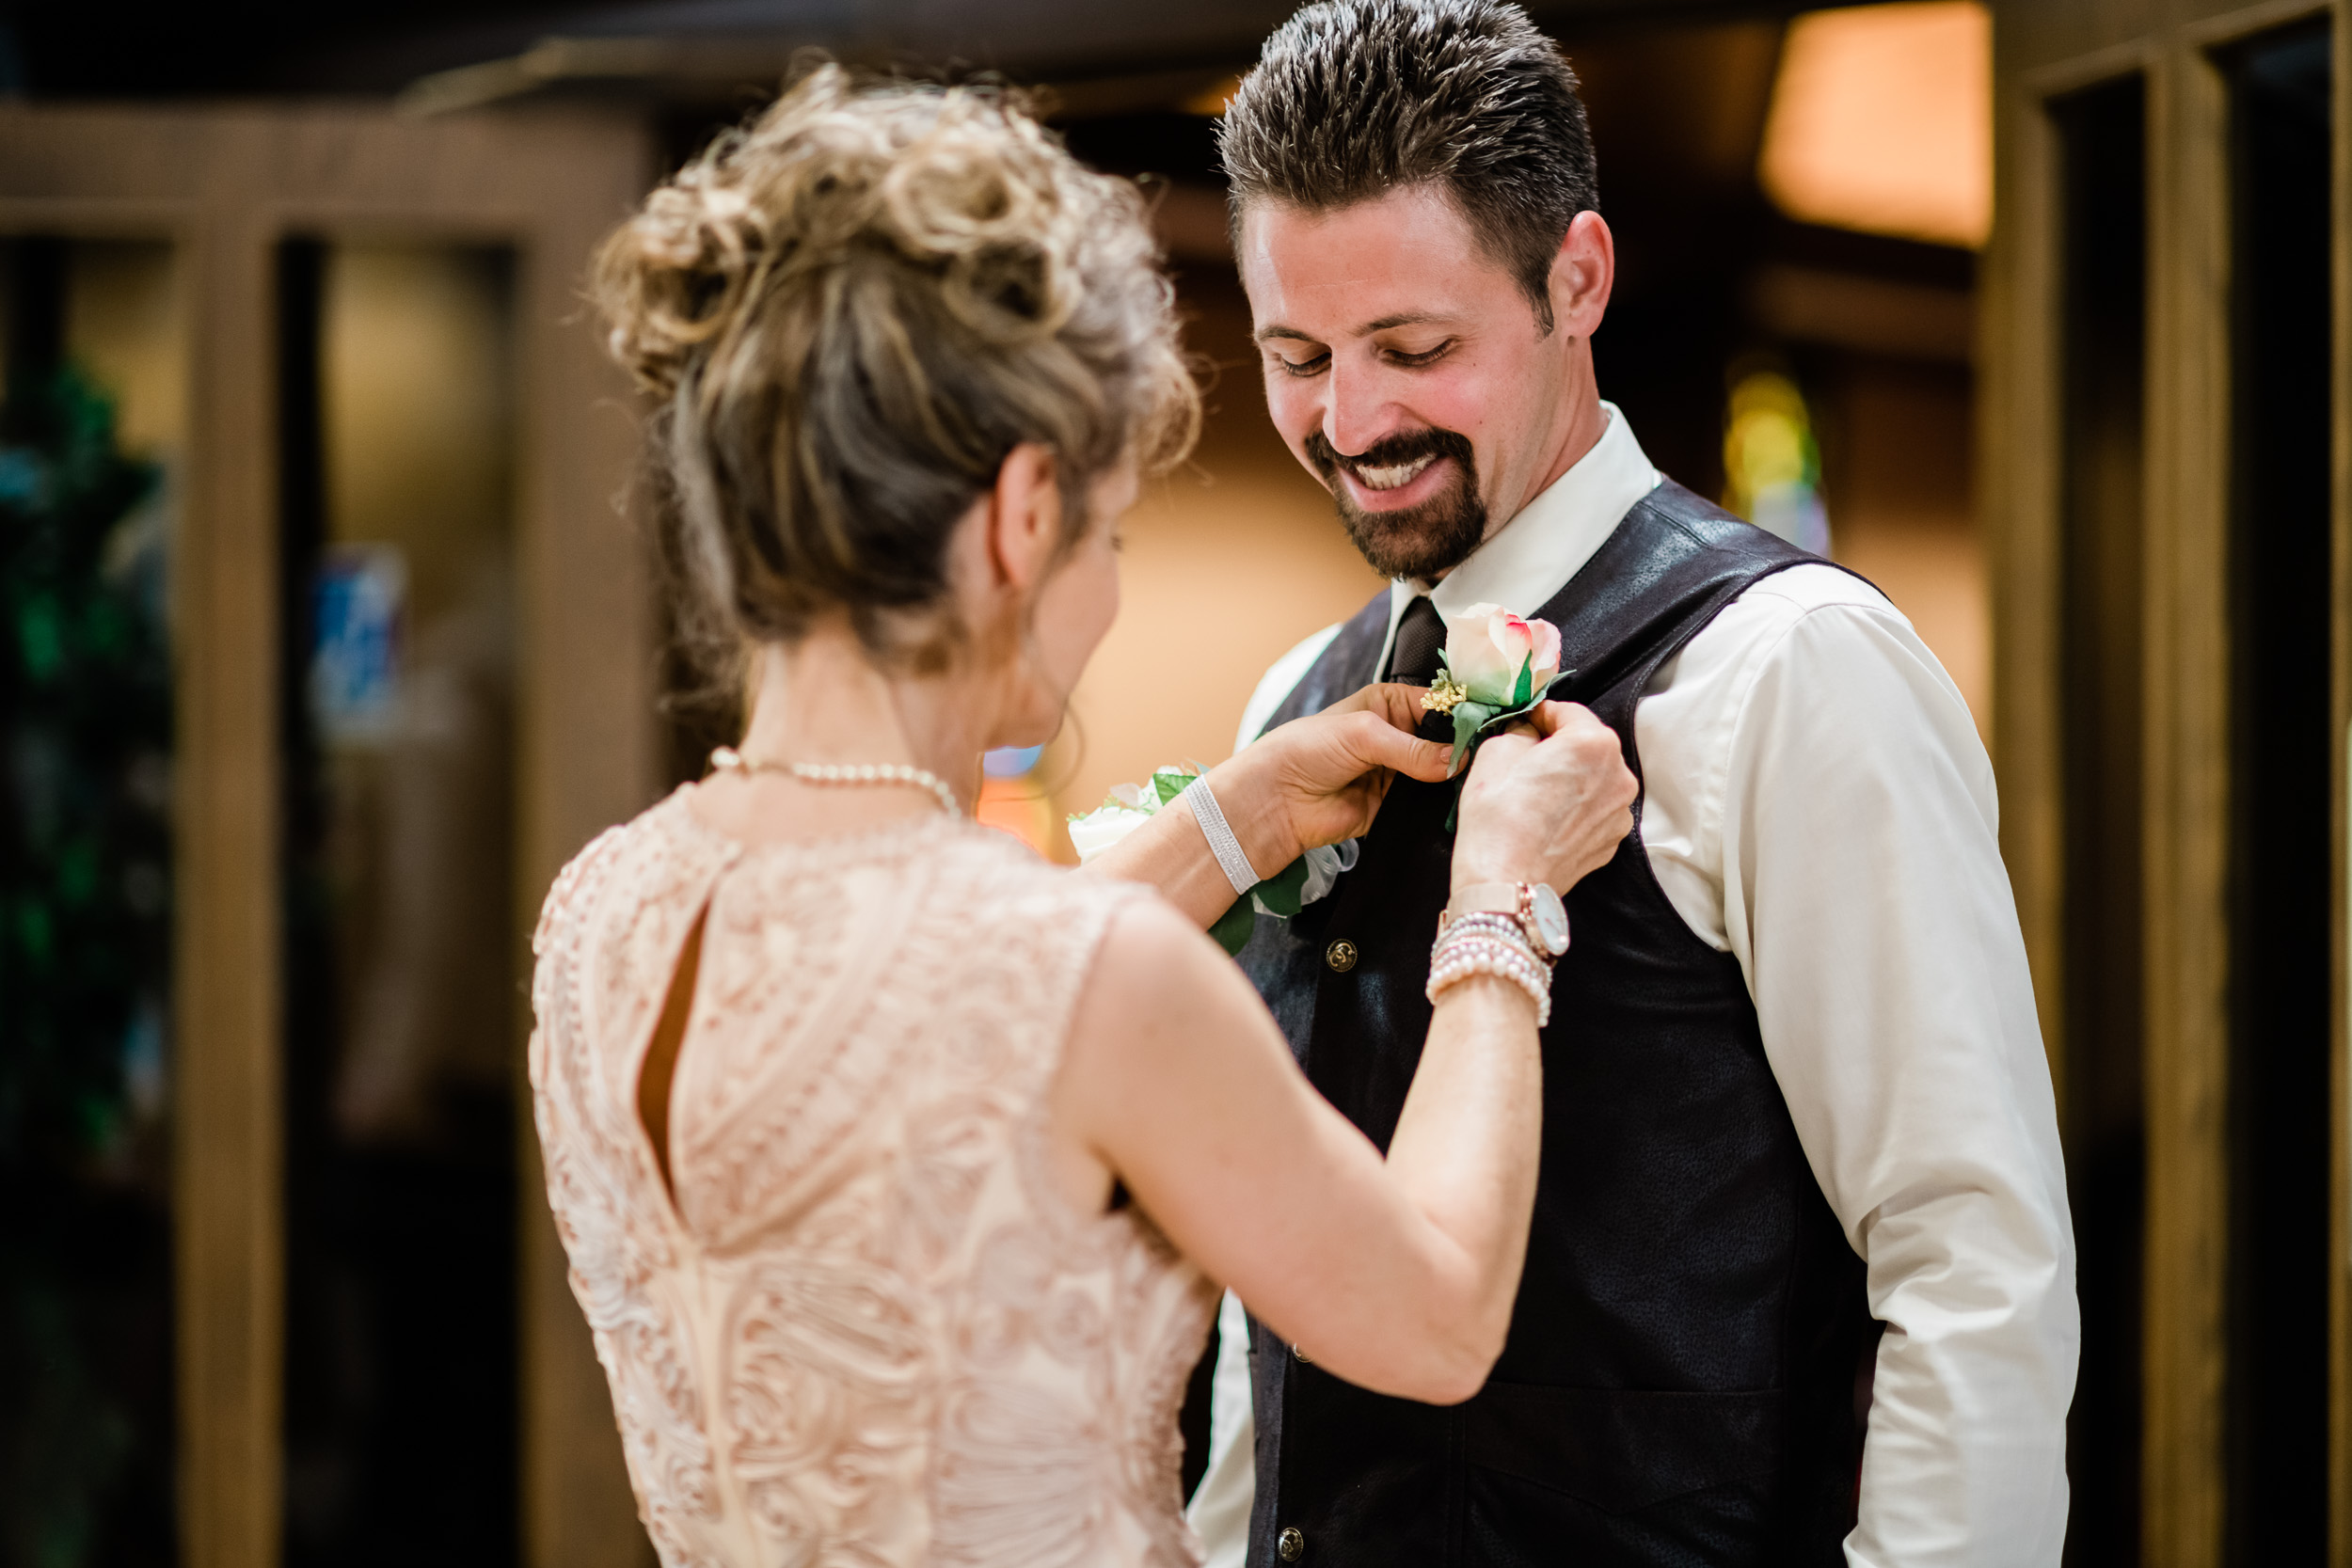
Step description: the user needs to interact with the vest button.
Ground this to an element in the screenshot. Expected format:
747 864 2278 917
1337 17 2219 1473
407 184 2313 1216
1278 1526 1306 1561
1324 939 1358 973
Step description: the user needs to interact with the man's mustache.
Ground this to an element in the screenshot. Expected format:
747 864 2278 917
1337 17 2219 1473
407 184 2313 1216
1303 427 1477 483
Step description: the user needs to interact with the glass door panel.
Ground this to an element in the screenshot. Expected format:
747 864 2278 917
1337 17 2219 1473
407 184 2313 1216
278 239 518 1567
2217 19 2333 1563
2050 74 2148 1568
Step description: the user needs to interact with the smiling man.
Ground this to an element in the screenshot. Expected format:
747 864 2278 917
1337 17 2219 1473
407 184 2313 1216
1184 4 2078 1566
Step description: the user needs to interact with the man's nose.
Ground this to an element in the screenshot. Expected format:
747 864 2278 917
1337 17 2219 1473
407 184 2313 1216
1321 369 1404 460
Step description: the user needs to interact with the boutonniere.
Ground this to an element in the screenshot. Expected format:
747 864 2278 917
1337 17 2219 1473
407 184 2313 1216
1068 766 1357 957
1422 603 1572 824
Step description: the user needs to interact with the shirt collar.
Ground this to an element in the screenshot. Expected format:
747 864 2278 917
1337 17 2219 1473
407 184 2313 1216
1375 401 1663 677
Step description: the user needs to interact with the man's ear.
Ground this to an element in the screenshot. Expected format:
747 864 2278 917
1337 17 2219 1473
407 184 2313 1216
984 442 1064 592
1548 210 1614 340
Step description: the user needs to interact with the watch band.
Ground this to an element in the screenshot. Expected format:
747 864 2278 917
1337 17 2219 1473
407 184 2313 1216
1441 881 1569 958
1444 882 1526 923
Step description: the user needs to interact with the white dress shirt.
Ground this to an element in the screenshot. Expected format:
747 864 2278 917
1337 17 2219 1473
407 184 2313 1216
1188 404 2077 1567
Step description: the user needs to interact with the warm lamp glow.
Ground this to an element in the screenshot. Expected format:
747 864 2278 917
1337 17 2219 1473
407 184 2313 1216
1184 73 1245 117
1759 2 1993 248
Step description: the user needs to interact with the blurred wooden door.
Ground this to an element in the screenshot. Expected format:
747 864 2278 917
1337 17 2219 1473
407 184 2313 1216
1983 2 2348 1563
0 103 660 1568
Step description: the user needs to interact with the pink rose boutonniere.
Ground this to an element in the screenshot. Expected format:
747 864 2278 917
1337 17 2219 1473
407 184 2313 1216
1422 602 1573 772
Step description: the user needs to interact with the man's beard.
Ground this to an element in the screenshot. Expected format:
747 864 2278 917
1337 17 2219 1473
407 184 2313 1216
1304 427 1486 581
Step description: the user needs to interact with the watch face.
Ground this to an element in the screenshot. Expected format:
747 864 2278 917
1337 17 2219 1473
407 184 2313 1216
1530 883 1570 955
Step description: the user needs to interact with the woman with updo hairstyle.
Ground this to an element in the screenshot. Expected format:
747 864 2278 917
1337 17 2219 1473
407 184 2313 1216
531 66 1634 1566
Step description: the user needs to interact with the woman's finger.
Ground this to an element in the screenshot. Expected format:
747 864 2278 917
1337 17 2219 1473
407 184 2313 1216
1340 711 1451 783
1470 726 1534 771
1524 699 1580 738
1330 681 1438 737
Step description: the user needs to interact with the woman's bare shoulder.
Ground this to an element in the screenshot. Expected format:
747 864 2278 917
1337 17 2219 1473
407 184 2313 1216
1086 892 1248 1011
1064 891 1290 1110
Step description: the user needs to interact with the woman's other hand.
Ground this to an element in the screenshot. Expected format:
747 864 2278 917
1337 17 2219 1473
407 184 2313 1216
1450 700 1636 895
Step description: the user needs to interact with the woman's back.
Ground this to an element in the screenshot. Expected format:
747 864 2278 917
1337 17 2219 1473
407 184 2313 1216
530 791 1217 1567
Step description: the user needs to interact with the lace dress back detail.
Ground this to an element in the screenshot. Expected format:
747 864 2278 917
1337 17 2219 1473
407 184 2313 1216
530 791 1217 1567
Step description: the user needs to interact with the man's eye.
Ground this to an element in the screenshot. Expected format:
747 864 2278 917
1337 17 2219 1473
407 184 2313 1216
1275 352 1330 377
1385 341 1453 367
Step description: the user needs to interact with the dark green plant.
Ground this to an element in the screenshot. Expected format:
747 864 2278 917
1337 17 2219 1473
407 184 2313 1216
0 363 174 1568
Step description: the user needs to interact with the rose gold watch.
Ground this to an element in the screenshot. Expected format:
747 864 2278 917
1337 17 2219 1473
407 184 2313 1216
1440 881 1571 958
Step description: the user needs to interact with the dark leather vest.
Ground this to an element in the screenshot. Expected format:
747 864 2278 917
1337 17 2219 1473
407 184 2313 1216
1238 482 1875 1567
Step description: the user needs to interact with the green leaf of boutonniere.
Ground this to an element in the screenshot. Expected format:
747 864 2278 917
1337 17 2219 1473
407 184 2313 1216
1152 768 1193 806
1511 652 1534 708
1449 701 1501 771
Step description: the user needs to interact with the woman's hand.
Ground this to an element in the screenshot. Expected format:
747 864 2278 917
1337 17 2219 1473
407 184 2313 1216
1450 701 1637 895
1203 684 1454 873
1080 683 1449 929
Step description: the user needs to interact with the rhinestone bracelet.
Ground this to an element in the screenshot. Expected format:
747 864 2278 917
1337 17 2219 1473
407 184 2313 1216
1426 932 1553 1026
1180 775 1262 897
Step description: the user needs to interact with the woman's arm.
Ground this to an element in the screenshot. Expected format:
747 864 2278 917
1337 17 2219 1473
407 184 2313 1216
1081 684 1451 928
1052 703 1636 1403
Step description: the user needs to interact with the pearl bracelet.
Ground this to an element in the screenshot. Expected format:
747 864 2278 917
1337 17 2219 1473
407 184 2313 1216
1437 933 1552 992
1438 911 1551 967
1426 932 1553 1026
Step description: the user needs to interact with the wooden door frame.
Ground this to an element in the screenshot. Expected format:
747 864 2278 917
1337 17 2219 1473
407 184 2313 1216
0 102 660 1568
1985 2 2345 1562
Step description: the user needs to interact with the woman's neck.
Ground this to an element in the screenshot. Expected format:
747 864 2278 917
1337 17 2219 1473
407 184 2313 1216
693 626 993 846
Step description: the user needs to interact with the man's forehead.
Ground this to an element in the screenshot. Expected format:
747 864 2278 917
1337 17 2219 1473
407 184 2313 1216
1253 310 1462 345
1238 189 1510 337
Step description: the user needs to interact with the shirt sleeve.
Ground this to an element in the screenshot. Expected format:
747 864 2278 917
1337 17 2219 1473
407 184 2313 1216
1681 583 2076 1566
1185 1291 1256 1566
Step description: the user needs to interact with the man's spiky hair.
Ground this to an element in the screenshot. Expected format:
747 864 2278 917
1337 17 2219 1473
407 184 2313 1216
1217 0 1598 331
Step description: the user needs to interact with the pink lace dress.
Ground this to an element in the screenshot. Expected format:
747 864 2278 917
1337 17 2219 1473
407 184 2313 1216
530 790 1219 1567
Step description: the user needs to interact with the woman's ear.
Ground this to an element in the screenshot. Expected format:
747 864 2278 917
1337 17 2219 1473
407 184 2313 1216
985 442 1064 592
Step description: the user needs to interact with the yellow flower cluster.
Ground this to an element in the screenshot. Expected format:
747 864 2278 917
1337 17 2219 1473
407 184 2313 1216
1422 674 1469 715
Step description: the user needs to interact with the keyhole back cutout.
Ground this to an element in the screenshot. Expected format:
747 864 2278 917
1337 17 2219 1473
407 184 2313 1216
639 906 708 1204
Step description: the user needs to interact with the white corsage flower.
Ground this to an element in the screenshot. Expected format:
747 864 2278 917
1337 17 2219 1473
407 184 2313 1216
1066 786 1159 863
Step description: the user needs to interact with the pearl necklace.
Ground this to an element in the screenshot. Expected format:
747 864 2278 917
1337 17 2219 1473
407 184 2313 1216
708 746 961 817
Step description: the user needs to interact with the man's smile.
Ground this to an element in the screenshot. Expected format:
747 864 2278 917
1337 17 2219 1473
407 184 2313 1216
1351 453 1434 490
1333 451 1458 512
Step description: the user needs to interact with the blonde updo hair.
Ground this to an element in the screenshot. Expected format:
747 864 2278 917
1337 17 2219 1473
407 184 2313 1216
594 66 1200 676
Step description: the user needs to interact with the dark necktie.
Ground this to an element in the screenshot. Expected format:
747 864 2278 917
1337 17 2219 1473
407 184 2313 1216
1388 594 1446 686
